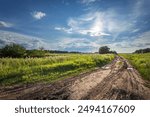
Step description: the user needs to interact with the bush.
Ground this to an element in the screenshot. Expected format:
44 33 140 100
26 50 45 57
1 43 26 58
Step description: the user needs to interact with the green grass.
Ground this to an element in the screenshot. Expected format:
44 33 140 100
121 53 150 81
0 54 114 86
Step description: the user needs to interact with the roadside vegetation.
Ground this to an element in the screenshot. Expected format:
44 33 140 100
0 53 114 86
121 53 150 81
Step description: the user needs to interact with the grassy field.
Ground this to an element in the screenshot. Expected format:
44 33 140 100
0 54 114 86
121 53 150 81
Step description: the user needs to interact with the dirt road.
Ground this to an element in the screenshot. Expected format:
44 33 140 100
0 56 150 99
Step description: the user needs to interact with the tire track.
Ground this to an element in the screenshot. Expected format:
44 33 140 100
0 56 149 100
83 57 150 100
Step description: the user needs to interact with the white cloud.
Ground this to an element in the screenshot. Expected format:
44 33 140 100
31 11 46 20
105 31 150 53
55 31 150 53
0 21 13 28
55 0 148 40
58 38 86 49
132 28 140 33
56 36 109 52
133 31 150 47
80 0 98 5
55 7 141 39
56 5 142 41
0 30 51 50
55 11 111 37
54 0 149 53
57 37 99 52
1 30 148 53
53 0 150 53
54 27 73 34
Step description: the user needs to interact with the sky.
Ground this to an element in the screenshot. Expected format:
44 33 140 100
0 0 150 53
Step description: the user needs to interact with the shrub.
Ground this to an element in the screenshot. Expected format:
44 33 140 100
26 50 45 57
1 43 26 58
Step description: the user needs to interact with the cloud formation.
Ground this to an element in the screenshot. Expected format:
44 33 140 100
80 0 98 5
31 11 46 20
57 37 99 52
55 12 111 37
0 30 50 50
0 0 149 53
54 30 150 53
54 0 150 53
55 9 136 39
0 21 13 28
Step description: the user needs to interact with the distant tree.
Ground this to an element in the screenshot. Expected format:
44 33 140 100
109 50 117 54
99 46 110 54
39 47 44 51
47 50 69 53
0 49 2 57
134 48 150 53
1 43 26 58
26 50 45 57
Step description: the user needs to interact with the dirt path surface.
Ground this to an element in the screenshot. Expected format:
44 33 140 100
0 56 150 100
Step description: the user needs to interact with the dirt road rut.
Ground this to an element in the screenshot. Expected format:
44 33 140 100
0 56 150 99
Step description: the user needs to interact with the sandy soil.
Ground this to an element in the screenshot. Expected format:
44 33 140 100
0 56 150 100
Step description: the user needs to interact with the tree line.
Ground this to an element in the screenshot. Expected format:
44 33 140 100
134 48 150 53
2 43 149 58
0 43 82 58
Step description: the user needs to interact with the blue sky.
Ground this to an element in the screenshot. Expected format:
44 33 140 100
0 0 150 53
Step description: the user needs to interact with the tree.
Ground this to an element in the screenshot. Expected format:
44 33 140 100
99 46 110 54
0 49 2 57
39 47 44 51
109 50 117 54
1 43 26 58
134 48 150 53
